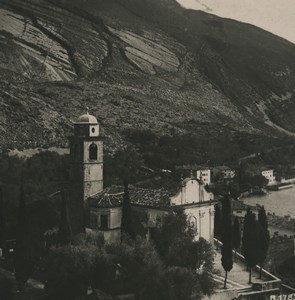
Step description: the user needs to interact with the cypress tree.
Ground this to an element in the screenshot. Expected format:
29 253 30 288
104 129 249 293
121 180 135 240
242 207 251 273
221 195 233 289
214 204 222 238
257 206 270 278
242 210 260 283
58 189 72 246
15 184 33 291
0 187 5 251
232 217 241 261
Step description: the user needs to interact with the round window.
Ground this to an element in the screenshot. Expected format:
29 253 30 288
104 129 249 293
91 128 95 133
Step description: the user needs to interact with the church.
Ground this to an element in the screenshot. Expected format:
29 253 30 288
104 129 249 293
68 112 216 243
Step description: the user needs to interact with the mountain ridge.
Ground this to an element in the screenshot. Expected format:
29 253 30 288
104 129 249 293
0 0 295 157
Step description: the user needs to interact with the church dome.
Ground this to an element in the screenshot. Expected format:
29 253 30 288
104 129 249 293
76 112 97 124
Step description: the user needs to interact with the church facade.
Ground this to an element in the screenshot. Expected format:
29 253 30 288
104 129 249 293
69 113 216 243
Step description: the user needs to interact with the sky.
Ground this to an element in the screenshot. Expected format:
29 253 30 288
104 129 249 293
177 0 295 43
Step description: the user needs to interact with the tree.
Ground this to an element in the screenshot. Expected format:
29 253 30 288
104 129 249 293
167 237 212 271
221 195 233 289
242 209 260 283
250 175 268 189
58 190 72 246
132 208 148 238
151 207 194 259
257 206 270 278
237 161 249 185
113 233 211 299
233 217 241 261
151 208 215 297
121 182 135 240
0 186 5 250
0 277 14 300
164 266 199 300
15 184 33 291
214 204 222 238
228 183 241 200
45 244 96 300
105 145 143 186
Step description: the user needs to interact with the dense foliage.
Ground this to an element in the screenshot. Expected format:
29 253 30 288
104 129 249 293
44 212 215 300
58 190 72 246
0 187 4 248
15 185 34 291
0 152 68 239
124 128 295 170
278 256 295 287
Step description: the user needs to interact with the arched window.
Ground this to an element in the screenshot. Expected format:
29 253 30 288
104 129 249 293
89 143 98 160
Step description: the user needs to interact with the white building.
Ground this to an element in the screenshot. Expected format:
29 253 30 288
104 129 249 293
196 169 211 185
261 169 276 186
88 177 216 244
222 169 235 179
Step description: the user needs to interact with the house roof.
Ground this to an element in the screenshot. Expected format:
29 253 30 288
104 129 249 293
88 185 124 208
88 185 171 209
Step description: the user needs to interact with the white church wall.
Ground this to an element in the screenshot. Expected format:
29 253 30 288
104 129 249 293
184 205 215 243
109 207 122 229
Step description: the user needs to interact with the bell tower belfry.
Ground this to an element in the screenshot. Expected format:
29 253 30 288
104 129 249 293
69 111 104 200
68 111 103 234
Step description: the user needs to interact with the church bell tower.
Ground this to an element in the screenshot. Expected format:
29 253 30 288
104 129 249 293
68 111 103 234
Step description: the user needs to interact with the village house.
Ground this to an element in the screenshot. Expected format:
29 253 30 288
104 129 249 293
261 169 276 186
176 165 211 185
68 113 216 244
211 166 235 185
196 169 211 185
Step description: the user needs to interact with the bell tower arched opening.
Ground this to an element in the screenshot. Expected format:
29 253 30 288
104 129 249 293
89 143 98 160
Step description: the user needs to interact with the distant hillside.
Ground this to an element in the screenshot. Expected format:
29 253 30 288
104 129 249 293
0 0 295 158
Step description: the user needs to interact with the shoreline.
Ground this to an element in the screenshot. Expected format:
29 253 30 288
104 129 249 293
267 214 295 235
241 191 295 236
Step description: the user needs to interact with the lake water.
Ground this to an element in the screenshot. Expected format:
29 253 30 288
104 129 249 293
243 187 295 218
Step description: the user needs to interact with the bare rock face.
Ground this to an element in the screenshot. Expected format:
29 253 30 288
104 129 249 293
0 1 109 81
109 27 180 74
0 8 76 81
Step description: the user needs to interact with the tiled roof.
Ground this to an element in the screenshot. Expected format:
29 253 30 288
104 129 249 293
129 186 171 208
88 185 124 208
88 185 171 209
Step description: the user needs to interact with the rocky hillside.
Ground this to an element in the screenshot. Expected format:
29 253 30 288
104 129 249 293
1 0 295 154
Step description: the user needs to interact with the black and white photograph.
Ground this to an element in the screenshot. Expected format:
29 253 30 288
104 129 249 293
0 0 295 299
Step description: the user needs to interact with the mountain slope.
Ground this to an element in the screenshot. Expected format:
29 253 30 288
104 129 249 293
0 0 295 154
